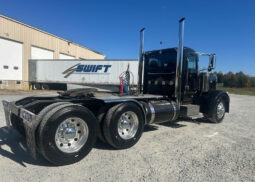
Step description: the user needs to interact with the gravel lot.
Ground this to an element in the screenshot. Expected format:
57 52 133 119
0 91 254 182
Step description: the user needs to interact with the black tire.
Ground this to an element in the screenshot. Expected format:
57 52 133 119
204 97 226 123
10 113 26 136
10 102 69 137
96 107 107 143
33 83 41 90
35 102 70 151
38 104 99 165
103 102 144 149
42 84 50 90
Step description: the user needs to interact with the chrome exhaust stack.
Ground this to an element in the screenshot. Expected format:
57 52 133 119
137 28 145 94
175 18 185 106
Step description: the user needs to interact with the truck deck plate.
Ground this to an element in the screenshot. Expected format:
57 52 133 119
93 94 164 102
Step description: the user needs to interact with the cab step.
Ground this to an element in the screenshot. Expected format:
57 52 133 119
180 104 200 117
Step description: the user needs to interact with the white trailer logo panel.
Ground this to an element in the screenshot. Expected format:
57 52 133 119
29 60 138 85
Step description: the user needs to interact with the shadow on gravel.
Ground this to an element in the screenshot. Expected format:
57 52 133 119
144 125 158 132
177 117 214 124
94 125 159 150
0 126 53 167
158 122 187 128
0 117 214 166
158 117 213 127
94 140 114 150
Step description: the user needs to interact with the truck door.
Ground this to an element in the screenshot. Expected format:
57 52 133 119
182 53 199 96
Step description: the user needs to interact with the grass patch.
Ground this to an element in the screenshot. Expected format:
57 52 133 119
217 86 255 96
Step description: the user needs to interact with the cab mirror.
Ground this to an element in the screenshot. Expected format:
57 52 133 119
208 54 216 71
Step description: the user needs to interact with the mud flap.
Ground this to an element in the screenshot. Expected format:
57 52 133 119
2 100 43 159
2 100 11 130
20 108 40 159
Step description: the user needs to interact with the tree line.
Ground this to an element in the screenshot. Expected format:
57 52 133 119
216 71 255 88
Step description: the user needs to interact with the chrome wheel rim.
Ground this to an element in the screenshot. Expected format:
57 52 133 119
117 111 139 140
217 102 225 119
55 117 89 153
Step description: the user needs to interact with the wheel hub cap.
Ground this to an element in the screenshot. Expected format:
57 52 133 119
217 102 225 119
55 117 89 153
117 111 139 140
64 128 76 139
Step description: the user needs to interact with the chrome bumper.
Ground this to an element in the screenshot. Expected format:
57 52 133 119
2 100 38 159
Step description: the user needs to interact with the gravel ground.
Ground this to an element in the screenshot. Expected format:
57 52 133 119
0 91 254 182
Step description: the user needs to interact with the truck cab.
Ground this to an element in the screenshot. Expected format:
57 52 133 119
143 47 216 103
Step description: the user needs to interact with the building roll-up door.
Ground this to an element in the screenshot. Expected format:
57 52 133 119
31 46 54 59
0 37 23 80
59 53 75 59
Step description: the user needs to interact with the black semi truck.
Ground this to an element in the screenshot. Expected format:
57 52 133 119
2 18 229 165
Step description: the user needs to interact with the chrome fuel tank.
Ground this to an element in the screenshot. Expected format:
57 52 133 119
142 100 179 124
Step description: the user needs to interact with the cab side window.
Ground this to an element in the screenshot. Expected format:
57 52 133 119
187 55 197 73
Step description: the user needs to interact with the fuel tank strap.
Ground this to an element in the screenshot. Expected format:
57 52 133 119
148 102 155 124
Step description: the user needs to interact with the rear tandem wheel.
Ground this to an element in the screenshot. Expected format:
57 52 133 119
37 103 99 165
103 102 144 149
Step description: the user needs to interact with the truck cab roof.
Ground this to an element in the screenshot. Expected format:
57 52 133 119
145 47 196 57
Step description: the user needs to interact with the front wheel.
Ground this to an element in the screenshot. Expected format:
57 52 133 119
103 102 144 149
204 98 226 123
